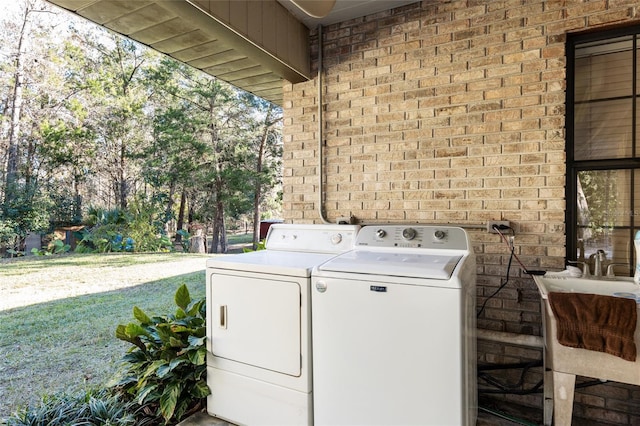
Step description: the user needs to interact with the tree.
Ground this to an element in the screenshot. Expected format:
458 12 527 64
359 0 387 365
66 30 154 210
0 0 284 255
238 95 283 249
145 58 256 253
96 37 151 209
0 0 64 251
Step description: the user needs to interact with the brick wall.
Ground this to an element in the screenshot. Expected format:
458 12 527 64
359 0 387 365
282 0 640 423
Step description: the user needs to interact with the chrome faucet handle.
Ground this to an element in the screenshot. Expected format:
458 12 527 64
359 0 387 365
606 263 629 277
568 260 590 277
589 250 606 277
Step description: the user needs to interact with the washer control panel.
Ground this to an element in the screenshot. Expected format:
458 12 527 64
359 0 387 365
357 225 469 250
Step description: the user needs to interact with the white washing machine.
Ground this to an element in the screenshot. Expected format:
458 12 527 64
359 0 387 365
205 224 359 426
311 225 477 426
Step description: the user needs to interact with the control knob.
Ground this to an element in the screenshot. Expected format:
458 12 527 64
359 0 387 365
375 229 386 239
330 233 343 245
402 227 417 240
434 230 447 240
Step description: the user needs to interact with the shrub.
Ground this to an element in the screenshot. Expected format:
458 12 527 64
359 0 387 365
74 224 129 253
77 200 173 253
2 388 136 426
114 284 210 425
31 239 71 256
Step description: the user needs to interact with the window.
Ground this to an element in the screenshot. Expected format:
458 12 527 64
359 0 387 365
567 27 640 276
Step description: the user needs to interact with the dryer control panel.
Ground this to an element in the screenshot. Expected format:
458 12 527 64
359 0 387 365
356 225 469 250
265 224 360 253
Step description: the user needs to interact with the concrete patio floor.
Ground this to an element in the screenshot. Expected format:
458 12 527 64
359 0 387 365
177 405 541 426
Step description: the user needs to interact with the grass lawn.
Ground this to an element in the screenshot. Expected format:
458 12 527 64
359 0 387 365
0 253 209 419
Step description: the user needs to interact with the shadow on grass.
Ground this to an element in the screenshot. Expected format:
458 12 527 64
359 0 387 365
0 252 210 275
0 270 205 419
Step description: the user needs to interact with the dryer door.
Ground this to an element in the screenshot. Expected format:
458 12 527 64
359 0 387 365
210 272 302 376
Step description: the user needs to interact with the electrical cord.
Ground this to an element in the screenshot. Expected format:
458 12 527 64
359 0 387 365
478 360 606 396
493 225 545 275
476 227 515 318
477 225 547 318
476 226 607 422
478 360 543 394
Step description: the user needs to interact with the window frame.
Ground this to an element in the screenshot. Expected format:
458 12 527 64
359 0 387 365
566 26 640 271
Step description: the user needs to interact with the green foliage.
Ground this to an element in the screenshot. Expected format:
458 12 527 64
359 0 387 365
114 284 209 425
1 182 52 248
31 239 71 256
243 239 266 252
2 388 136 426
176 229 190 253
578 170 620 239
0 218 20 249
77 200 173 253
126 195 173 252
46 187 83 226
0 11 283 258
86 206 132 227
75 224 129 253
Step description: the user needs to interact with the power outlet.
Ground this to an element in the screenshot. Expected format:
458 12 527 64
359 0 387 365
337 216 355 225
487 220 511 233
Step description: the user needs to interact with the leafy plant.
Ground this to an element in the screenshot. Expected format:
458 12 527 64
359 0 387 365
243 239 266 252
85 206 132 227
114 284 209 424
77 197 174 253
6 248 25 257
74 225 125 253
30 239 71 256
176 229 190 253
110 233 135 252
2 388 136 426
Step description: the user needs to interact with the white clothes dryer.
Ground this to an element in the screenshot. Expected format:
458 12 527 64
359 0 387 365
205 224 359 426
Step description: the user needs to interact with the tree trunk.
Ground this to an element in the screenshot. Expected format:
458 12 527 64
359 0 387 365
188 198 195 225
164 180 176 234
175 190 186 242
252 128 267 250
73 177 82 223
118 139 127 209
4 6 30 202
210 206 227 253
210 176 227 253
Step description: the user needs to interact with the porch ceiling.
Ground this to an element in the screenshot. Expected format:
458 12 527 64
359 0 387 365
44 1 418 106
45 0 313 106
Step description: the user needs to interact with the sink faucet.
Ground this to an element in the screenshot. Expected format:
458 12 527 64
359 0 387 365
568 260 590 277
591 249 606 277
606 263 630 277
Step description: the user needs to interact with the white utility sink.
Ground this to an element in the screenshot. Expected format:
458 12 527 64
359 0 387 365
535 275 639 300
533 274 640 426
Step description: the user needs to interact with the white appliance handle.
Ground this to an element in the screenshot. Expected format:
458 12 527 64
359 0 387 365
219 305 227 329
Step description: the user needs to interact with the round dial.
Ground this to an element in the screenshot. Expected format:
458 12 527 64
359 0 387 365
330 233 343 245
402 227 417 240
375 229 386 239
434 230 447 240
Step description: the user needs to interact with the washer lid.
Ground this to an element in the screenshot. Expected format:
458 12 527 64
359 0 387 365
317 250 463 280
